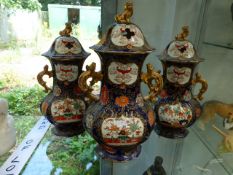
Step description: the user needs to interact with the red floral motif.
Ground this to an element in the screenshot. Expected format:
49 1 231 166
74 86 82 94
178 112 184 117
136 130 141 135
115 96 129 107
187 115 192 119
100 85 109 105
160 89 168 98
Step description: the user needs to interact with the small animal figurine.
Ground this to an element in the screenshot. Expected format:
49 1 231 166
143 156 166 175
198 100 233 130
59 22 72 36
0 98 16 156
212 125 233 152
115 2 133 23
175 26 189 41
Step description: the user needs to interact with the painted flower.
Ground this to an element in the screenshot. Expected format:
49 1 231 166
115 96 129 107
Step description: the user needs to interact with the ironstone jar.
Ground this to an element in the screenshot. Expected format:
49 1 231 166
37 23 90 137
154 26 208 139
78 2 163 161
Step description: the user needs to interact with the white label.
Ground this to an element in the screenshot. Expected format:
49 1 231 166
0 117 51 175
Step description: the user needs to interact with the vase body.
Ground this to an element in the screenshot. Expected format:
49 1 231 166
154 35 208 139
38 34 90 137
84 53 155 161
79 19 163 161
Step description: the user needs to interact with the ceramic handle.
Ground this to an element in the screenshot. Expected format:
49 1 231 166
192 73 208 101
78 62 103 101
37 65 53 92
141 64 163 102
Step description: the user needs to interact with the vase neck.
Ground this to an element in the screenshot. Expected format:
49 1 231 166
97 53 148 106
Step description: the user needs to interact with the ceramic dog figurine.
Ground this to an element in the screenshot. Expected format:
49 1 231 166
198 100 233 130
0 98 16 156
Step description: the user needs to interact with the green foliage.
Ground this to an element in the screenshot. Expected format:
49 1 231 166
0 85 46 116
0 0 41 11
0 39 21 52
47 133 99 175
0 84 43 165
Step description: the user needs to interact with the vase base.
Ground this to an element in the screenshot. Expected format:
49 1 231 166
51 125 84 137
95 144 141 162
154 124 188 139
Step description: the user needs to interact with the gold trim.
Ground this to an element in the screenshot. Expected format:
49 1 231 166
175 26 189 41
115 2 133 23
37 65 53 92
78 62 103 101
141 64 163 102
192 73 208 101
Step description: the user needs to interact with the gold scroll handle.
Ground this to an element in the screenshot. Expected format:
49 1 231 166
115 1 133 23
192 73 208 101
141 64 163 102
78 62 103 101
37 65 53 92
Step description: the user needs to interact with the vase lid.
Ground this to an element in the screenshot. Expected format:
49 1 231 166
90 2 154 54
160 26 203 63
42 22 90 60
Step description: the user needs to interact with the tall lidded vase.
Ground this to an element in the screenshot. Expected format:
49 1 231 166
154 26 208 138
78 2 163 161
37 23 90 137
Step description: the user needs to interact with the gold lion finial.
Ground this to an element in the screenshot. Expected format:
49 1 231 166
59 22 72 36
115 2 133 23
175 26 189 41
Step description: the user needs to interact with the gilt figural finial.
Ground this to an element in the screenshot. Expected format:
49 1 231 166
115 2 133 23
59 22 72 36
175 26 189 41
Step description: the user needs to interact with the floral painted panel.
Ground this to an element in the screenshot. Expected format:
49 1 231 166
51 98 85 123
158 102 192 128
55 64 78 82
101 114 144 146
166 66 191 85
108 62 138 85
111 24 144 47
55 36 82 54
167 41 194 59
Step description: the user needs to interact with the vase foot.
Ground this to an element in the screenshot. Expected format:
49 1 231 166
95 144 141 162
51 125 84 137
154 124 188 139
